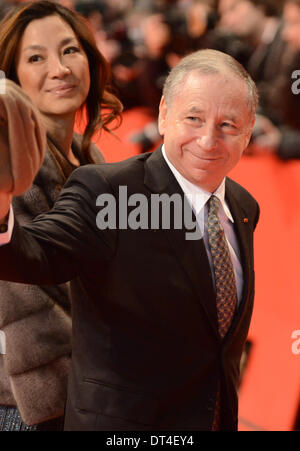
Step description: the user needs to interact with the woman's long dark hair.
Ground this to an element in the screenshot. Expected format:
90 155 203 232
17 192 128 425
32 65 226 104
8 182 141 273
0 0 123 162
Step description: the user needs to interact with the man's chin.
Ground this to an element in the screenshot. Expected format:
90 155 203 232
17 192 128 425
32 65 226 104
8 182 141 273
184 169 222 192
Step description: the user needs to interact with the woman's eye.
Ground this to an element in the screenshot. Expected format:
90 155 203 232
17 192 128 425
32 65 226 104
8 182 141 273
28 54 42 63
64 46 80 55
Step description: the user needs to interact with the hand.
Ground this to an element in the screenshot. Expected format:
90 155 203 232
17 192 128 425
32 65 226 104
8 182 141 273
0 122 13 193
0 190 12 223
0 79 46 197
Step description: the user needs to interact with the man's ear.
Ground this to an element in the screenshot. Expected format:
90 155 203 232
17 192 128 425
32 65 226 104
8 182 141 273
158 96 167 136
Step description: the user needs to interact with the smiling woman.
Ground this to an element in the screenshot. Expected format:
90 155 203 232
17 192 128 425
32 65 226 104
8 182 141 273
16 16 91 128
0 1 122 160
0 0 122 431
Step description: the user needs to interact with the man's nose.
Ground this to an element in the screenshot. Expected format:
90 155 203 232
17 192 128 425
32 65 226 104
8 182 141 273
196 125 217 151
48 56 71 78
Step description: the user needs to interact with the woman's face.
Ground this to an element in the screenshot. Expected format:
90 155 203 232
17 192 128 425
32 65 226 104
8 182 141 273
16 15 90 119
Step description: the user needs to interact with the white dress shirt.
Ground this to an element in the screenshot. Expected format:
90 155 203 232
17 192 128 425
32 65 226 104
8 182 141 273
162 146 243 305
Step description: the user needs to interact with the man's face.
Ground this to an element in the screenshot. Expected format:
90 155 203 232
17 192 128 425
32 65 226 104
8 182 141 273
158 70 254 193
218 0 264 38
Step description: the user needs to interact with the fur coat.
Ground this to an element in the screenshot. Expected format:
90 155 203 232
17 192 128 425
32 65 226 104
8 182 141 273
0 133 104 425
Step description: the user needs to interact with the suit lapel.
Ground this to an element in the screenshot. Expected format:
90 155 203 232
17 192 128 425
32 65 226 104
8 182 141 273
144 148 219 339
225 179 253 331
144 150 255 339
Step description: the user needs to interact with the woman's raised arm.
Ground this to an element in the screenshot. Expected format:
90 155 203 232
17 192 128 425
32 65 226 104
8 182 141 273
0 79 46 222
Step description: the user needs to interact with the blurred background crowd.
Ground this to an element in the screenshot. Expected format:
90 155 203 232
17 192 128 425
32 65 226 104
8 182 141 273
1 0 300 157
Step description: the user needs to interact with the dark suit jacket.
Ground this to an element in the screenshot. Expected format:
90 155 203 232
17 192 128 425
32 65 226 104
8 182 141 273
0 147 259 431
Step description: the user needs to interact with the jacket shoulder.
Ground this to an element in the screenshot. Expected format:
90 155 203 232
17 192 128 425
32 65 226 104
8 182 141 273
66 153 150 192
226 177 257 204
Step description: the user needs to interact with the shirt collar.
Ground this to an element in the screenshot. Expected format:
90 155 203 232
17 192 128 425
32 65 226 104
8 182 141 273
161 145 234 222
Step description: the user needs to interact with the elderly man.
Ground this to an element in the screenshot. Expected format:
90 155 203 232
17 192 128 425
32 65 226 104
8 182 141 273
0 49 259 431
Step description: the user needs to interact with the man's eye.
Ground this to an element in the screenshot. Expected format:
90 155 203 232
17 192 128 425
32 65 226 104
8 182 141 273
187 117 200 122
221 122 235 129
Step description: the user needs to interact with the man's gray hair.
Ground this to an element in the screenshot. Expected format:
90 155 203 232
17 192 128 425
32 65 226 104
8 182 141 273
163 49 259 118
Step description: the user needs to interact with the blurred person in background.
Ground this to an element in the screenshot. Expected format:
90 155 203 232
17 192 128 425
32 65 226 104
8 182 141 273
183 0 250 66
75 0 139 109
111 3 194 152
0 0 121 431
74 0 133 63
246 0 300 159
217 0 286 104
0 0 20 20
218 0 300 160
180 0 218 51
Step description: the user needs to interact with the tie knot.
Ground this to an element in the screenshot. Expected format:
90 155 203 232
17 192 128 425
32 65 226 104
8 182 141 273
208 195 220 215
